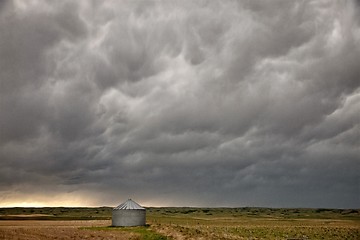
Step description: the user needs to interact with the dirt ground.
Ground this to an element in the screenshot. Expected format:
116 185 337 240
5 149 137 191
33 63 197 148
0 220 138 240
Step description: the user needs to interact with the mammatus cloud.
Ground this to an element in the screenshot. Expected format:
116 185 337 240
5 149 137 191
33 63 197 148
0 0 359 208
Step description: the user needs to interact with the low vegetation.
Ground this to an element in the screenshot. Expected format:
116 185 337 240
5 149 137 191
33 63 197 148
147 207 360 240
0 207 359 239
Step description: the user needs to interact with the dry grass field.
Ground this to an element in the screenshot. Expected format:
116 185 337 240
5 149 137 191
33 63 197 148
0 220 138 239
0 207 359 239
147 208 360 240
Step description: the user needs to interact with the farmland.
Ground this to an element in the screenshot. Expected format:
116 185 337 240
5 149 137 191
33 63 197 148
0 207 359 239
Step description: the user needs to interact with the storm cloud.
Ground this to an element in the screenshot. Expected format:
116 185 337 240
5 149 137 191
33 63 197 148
0 0 359 208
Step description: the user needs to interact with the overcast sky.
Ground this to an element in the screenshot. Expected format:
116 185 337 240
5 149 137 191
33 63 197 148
0 0 359 209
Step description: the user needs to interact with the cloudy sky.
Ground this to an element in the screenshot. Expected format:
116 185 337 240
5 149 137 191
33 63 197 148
0 0 359 209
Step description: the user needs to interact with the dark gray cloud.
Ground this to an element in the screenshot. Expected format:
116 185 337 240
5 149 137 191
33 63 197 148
0 0 359 208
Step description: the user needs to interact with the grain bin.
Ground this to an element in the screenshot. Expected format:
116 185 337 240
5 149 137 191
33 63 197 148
112 199 146 226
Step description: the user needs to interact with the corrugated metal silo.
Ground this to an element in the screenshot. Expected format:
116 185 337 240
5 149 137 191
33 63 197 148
112 199 146 226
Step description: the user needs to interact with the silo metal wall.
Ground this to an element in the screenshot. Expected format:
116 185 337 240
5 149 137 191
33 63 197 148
112 209 146 226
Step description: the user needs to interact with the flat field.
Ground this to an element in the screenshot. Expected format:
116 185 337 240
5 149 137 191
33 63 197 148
0 207 359 239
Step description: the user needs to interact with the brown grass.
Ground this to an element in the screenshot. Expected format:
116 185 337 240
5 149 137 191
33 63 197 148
0 220 138 240
146 208 360 240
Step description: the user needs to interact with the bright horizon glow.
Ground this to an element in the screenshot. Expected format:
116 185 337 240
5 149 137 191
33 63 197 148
0 198 169 208
0 201 97 208
0 201 179 208
0 194 100 208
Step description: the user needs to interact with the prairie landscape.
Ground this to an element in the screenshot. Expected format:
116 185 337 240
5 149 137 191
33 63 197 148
0 207 359 239
1 1 360 239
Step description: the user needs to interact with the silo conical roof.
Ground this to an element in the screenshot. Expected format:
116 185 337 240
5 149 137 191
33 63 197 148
114 199 145 210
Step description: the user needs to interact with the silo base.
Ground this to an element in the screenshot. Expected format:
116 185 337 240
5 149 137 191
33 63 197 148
112 209 146 227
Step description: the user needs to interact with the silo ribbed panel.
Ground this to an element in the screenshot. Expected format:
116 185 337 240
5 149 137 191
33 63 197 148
113 199 145 210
